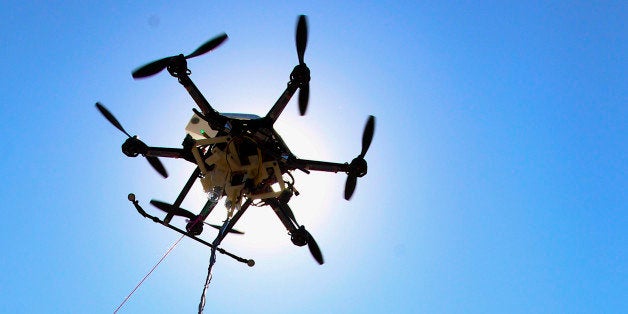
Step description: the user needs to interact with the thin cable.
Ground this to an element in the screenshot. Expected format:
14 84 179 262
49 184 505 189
114 234 185 314
198 218 230 314
197 243 217 314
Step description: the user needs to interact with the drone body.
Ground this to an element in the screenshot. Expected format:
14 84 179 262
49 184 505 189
97 15 374 265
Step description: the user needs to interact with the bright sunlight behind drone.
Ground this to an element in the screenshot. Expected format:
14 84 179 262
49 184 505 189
96 14 375 314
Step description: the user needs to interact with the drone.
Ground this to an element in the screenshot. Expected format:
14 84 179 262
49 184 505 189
97 15 375 266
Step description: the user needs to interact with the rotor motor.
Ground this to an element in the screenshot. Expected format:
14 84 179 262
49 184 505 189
349 157 368 177
290 64 310 88
166 54 191 78
290 229 308 247
122 136 148 157
291 225 313 247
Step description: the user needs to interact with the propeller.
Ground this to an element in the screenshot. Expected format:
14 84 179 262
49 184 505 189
296 15 308 65
185 219 245 235
146 156 168 179
274 198 323 264
150 200 195 219
303 227 324 265
132 33 228 79
151 200 245 235
95 102 168 178
294 15 310 115
344 115 375 200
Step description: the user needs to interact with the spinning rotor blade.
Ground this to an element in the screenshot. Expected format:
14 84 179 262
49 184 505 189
305 229 324 265
344 175 357 201
95 102 131 138
186 33 228 59
361 115 375 157
344 115 376 200
207 223 244 235
296 15 308 65
298 83 309 116
183 219 245 235
132 33 228 79
294 15 310 115
150 200 196 219
96 103 169 178
131 56 172 79
146 156 168 178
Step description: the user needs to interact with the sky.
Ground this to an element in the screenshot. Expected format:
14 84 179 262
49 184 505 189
0 1 625 313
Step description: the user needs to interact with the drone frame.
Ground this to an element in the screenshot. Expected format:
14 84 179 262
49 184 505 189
98 15 374 266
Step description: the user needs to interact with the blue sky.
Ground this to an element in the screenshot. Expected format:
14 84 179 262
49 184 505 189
1 1 625 313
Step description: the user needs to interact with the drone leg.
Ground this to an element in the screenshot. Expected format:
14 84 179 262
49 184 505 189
164 167 201 223
214 199 253 245
185 195 222 236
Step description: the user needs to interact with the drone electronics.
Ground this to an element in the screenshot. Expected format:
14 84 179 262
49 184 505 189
97 15 375 269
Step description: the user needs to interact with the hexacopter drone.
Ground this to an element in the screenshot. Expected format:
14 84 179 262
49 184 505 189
97 15 375 266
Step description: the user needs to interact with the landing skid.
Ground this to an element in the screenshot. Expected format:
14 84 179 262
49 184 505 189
128 193 254 267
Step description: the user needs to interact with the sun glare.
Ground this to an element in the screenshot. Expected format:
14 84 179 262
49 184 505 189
153 114 340 256
235 116 339 252
140 53 346 253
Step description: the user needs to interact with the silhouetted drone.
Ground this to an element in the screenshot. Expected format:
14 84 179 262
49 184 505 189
97 15 375 265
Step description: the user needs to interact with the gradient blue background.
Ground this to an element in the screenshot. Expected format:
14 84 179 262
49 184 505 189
1 1 625 313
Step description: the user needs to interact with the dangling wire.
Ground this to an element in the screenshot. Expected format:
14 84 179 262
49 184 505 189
123 196 255 314
197 241 217 314
114 234 185 314
198 218 230 314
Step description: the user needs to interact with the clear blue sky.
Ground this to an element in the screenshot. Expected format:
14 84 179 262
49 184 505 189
1 1 625 313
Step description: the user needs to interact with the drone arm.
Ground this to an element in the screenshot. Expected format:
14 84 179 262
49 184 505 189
177 74 226 131
265 198 299 233
265 81 299 124
265 197 325 264
290 158 350 174
144 147 195 163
